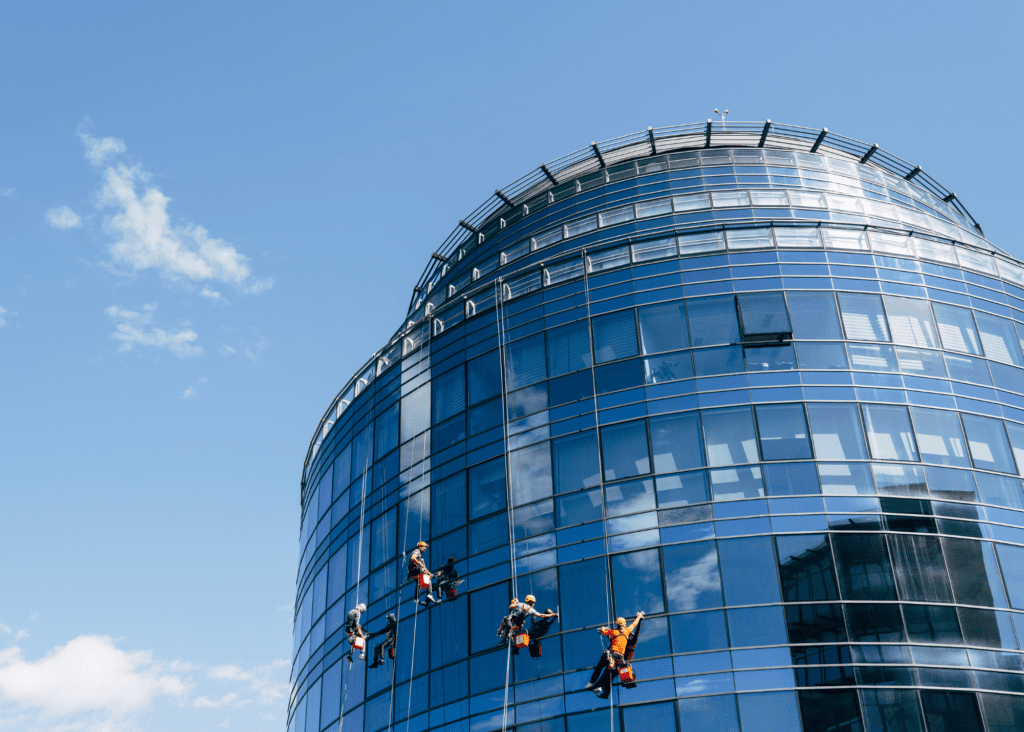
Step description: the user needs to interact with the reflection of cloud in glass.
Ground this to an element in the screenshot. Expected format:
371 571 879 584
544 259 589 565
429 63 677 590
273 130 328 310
667 549 720 611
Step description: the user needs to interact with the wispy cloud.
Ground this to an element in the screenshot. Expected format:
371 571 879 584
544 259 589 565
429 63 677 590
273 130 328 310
208 661 288 705
0 188 14 198
193 693 240 709
217 345 237 355
200 287 227 303
106 304 203 358
80 133 127 166
46 206 82 229
181 387 197 400
0 306 7 327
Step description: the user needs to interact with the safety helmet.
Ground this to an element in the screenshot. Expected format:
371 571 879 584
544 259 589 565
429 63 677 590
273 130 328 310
416 541 428 549
387 613 397 623
616 617 626 626
357 603 367 612
509 598 519 608
525 594 536 604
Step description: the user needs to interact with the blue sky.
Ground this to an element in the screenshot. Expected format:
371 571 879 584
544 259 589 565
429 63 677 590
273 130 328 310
0 1 1021 730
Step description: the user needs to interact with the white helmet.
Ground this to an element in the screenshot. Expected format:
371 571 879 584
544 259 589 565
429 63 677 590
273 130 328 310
357 603 366 612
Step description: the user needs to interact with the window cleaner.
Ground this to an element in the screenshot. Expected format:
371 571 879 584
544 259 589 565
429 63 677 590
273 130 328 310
344 603 368 662
407 541 435 605
428 556 462 603
584 611 645 698
496 598 519 645
499 595 558 654
367 612 398 668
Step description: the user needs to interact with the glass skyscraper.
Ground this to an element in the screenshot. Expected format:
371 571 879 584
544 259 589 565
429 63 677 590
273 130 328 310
290 122 1024 732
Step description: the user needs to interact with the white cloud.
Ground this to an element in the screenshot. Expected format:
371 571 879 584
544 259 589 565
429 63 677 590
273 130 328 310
0 306 6 327
0 635 186 716
0 188 14 198
80 133 126 166
199 376 208 383
47 206 82 229
181 387 197 400
200 287 226 303
208 661 288 705
97 162 262 289
244 277 273 294
194 693 238 709
106 304 203 358
217 345 237 355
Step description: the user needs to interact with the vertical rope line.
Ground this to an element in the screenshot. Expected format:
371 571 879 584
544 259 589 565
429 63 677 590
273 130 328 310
405 483 428 726
581 250 615 730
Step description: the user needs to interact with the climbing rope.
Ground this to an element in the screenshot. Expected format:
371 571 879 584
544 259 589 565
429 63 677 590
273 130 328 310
582 249 616 729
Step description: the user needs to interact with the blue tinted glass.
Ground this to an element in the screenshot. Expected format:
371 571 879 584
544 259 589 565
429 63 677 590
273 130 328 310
975 312 1024 367
860 689 924 732
831 533 897 601
432 472 466 535
552 431 600 494
546 320 592 377
686 296 741 346
817 462 874 495
507 333 547 389
962 414 1017 474
469 457 506 519
593 309 638 364
976 473 1024 509
910 407 971 467
795 342 849 370
897 347 947 377
510 442 553 504
736 292 792 337
848 343 899 371
872 463 927 497
644 351 694 384
737 691 801 732
514 499 554 540
745 344 796 371
670 610 728 653
702 406 759 466
433 413 466 453
806 403 868 460
694 345 745 376
507 382 547 420
763 462 819 496
605 478 655 517
676 696 739 732
612 548 665 615
557 488 602 527
887 534 953 602
601 420 651 480
933 303 982 354
1007 422 1024 478
469 398 502 436
776 534 839 601
798 689 865 732
663 541 722 612
862 404 919 461
656 471 709 507
710 466 765 500
638 301 689 354
558 557 609 629
469 513 507 555
595 358 643 392
468 350 502 405
945 353 992 385
837 292 891 341
756 403 812 460
718 536 781 605
433 366 466 423
470 582 511 656
548 370 593 406
787 292 842 339
650 412 703 473
926 466 977 501
884 295 939 349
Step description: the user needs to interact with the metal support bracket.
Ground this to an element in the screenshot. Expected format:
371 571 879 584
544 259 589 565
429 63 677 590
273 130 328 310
495 189 515 208
647 126 657 155
704 119 712 148
810 128 828 153
905 166 923 181
758 120 771 147
591 142 606 168
860 144 879 164
540 164 558 185
457 220 479 235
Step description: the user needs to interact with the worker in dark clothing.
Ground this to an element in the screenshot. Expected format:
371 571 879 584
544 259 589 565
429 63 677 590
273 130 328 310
498 595 557 649
407 541 435 605
344 603 368 662
368 613 398 668
584 611 645 698
431 557 460 603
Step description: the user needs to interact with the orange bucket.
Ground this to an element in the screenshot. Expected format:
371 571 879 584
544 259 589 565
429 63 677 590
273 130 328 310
514 633 530 649
617 664 635 683
352 636 365 650
417 573 431 590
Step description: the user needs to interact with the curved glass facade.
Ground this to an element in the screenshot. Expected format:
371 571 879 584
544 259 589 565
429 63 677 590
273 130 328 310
290 125 1024 732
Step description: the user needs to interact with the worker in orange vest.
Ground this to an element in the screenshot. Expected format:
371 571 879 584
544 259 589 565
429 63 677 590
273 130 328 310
584 611 644 697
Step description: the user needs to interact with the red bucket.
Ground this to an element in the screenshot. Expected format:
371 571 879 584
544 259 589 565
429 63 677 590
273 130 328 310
514 633 530 649
417 573 431 590
617 664 635 683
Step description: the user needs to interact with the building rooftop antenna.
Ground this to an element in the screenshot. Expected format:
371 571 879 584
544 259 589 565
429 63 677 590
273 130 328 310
714 108 729 131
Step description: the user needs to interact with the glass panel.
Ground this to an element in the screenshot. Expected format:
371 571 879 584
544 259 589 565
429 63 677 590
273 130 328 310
737 692 801 732
962 414 1017 474
612 548 665 616
763 462 820 496
887 534 953 602
644 351 694 383
663 541 722 611
744 344 797 371
806 403 868 460
755 404 812 460
509 442 553 505
592 310 638 364
796 342 849 369
736 292 791 338
702 407 759 466
557 487 602 527
1006 422 1024 477
883 296 938 348
546 320 592 377
845 603 904 641
712 190 750 207
726 229 773 250
710 466 764 500
787 292 843 340
468 350 501 405
821 228 870 250
678 231 725 254
859 689 924 732
599 205 635 227
919 691 984 732
774 227 822 248
976 473 1024 508
506 333 547 389
750 189 789 206
693 345 744 376
631 236 677 263
469 457 505 519
798 690 864 732
432 472 467 536
604 477 654 517
587 245 630 272
650 412 704 473
786 603 846 643
848 344 899 371
670 610 728 653
910 407 971 467
401 387 429 443
862 405 919 461
728 605 787 647
635 199 673 219
433 366 466 424
718 536 781 605
676 697 739 732
545 258 584 286
933 303 982 355
837 293 891 341
673 192 711 212
776 533 840 601
979 692 1024 732
655 471 708 507
942 537 1008 609
601 420 651 480
832 533 897 600
470 582 510 655
686 296 740 346
872 463 927 496
975 312 1024 366
638 301 689 354
945 353 991 384
558 558 609 629
896 347 947 377
551 431 600 494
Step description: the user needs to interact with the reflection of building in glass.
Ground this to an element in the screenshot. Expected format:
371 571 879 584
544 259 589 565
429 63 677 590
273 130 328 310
289 122 1024 732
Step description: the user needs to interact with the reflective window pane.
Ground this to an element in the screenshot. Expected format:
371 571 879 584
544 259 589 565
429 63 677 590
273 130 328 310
976 473 1024 509
962 414 1017 474
432 472 467 536
896 347 947 377
975 312 1024 366
546 320 592 377
844 603 904 641
887 534 953 602
832 533 898 601
848 343 899 371
837 292 891 341
702 407 759 466
763 462 820 496
468 350 501 405
1005 422 1024 477
787 292 843 340
670 610 728 653
745 344 796 371
933 303 982 355
910 407 971 467
920 691 984 732
718 536 782 605
605 478 655 517
796 342 849 370
776 534 840 601
650 412 704 473
710 466 764 500
694 345 745 376
862 404 919 461
943 537 1009 609
611 548 665 616
676 696 739 732
737 691 801 732
556 487 602 527
644 351 694 384
859 690 924 732
663 541 723 611
945 353 992 384
736 292 792 340
655 471 709 507
686 296 740 347
806 403 868 460
433 366 466 424
506 333 547 389
601 420 651 480
638 301 689 354
755 403 812 460
469 457 506 519
903 603 962 643
592 310 638 364
551 431 600 494
798 690 864 732
883 296 938 348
